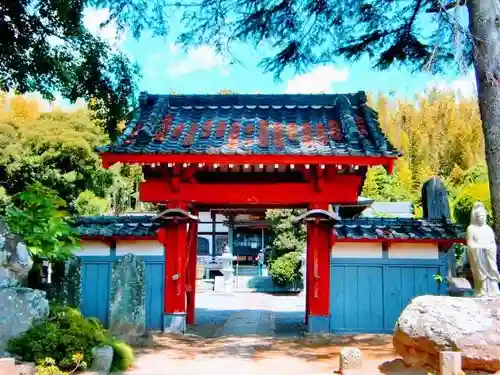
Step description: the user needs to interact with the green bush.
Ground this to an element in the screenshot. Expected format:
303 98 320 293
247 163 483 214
109 340 135 371
453 182 492 226
269 251 301 286
7 306 134 372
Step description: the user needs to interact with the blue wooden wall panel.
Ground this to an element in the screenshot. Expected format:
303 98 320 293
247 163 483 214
330 259 445 334
330 265 346 331
81 262 111 326
145 262 165 330
80 256 166 330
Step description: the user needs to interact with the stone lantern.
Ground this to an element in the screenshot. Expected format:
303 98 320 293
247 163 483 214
220 245 236 293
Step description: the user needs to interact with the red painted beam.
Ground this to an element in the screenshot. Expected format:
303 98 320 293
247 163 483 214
100 152 397 169
139 176 364 206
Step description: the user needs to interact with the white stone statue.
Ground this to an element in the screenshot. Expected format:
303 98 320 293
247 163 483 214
466 202 500 297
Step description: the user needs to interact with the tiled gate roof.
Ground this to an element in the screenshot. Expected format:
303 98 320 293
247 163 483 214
75 216 465 242
334 218 465 241
98 92 400 158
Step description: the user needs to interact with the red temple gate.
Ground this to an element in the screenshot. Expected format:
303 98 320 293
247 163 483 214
99 92 400 332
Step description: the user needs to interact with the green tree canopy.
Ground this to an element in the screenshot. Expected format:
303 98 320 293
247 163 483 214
5 183 79 261
0 0 139 139
73 190 109 216
0 97 114 206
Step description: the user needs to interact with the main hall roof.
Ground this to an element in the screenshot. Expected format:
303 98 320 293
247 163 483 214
98 92 400 158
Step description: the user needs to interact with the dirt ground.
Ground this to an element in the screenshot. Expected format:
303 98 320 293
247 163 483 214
122 333 416 375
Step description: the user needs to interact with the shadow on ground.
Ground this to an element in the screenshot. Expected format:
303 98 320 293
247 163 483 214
187 308 306 338
133 332 395 363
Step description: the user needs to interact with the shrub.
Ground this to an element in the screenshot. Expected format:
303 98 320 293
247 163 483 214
453 182 492 226
269 251 301 286
35 354 84 375
7 306 134 372
109 340 135 371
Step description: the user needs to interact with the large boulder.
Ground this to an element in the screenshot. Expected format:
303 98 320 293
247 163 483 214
394 295 500 373
0 279 49 355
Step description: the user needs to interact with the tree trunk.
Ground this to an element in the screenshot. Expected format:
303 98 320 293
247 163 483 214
467 0 500 267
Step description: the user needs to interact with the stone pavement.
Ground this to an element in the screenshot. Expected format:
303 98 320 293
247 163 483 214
189 292 306 338
213 310 276 337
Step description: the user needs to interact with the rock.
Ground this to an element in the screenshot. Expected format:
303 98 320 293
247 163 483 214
394 295 500 373
339 347 362 372
0 218 33 284
16 362 35 375
0 281 49 354
108 254 146 344
90 345 114 374
0 358 16 375
447 277 472 290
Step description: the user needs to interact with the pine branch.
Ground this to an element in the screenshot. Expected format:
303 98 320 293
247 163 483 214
426 0 467 13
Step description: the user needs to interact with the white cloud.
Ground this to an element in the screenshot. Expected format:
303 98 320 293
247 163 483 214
427 74 477 98
168 43 181 57
83 8 126 48
167 45 229 76
285 66 349 94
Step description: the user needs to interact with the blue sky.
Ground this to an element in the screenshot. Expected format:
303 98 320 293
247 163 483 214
82 7 476 99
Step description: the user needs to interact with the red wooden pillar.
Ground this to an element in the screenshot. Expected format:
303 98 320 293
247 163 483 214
156 205 192 333
305 203 333 333
186 209 198 325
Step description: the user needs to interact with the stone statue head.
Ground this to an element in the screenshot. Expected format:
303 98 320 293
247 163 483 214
471 202 488 226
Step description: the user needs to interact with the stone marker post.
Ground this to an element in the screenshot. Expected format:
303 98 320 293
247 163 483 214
339 347 363 373
108 253 146 344
440 351 462 375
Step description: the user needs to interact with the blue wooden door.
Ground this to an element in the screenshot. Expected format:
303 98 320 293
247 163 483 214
330 260 444 334
81 262 111 326
145 262 165 330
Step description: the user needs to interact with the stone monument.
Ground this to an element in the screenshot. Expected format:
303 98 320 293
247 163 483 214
108 253 146 344
466 202 500 297
0 218 49 356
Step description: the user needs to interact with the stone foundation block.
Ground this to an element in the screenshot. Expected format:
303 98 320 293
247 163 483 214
440 351 462 375
339 347 363 372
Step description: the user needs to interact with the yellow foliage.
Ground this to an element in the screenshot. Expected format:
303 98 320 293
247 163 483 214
368 90 484 199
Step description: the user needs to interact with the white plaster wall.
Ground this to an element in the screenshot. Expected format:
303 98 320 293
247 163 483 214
332 243 383 258
73 240 110 256
388 243 439 259
116 240 164 256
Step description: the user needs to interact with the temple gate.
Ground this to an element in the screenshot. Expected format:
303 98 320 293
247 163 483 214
98 92 404 332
